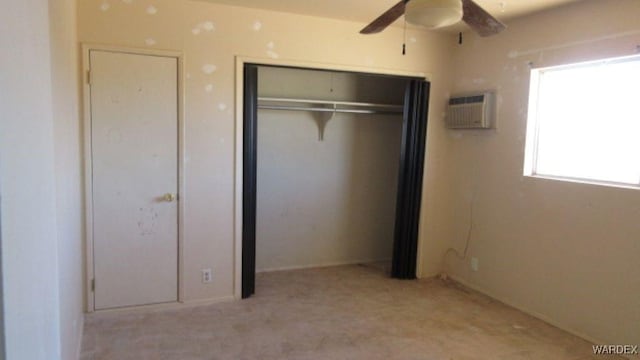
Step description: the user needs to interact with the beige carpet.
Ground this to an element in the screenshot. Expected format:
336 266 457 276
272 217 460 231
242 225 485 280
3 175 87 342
81 264 617 359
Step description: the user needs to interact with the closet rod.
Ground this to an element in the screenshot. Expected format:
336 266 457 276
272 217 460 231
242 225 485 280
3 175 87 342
258 105 402 115
258 97 403 112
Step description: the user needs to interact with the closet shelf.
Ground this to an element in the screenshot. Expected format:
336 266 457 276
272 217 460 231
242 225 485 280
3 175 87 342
258 97 404 115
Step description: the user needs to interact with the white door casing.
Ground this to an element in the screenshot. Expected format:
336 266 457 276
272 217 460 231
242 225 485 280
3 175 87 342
89 50 179 310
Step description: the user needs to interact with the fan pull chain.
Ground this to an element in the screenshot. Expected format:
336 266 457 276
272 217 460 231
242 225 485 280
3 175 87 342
402 17 407 55
459 32 463 45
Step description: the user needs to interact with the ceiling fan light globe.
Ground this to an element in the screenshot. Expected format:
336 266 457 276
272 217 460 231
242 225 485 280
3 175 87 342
405 0 463 29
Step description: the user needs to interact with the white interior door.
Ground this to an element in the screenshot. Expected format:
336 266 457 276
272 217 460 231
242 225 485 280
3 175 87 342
90 50 178 310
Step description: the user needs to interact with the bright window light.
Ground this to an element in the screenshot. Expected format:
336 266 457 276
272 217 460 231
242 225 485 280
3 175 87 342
524 55 640 188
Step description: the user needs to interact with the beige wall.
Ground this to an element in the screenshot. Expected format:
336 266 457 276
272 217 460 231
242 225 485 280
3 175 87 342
445 0 640 345
49 0 85 358
256 67 405 272
78 0 456 302
1 1 62 358
1 1 84 358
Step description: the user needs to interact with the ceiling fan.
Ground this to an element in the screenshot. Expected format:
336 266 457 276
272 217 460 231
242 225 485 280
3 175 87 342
360 0 506 37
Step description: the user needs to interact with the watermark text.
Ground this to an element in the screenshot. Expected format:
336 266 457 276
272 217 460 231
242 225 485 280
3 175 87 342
593 344 639 356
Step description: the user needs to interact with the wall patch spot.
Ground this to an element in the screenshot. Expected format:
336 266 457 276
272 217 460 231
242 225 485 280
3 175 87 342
265 41 278 58
218 103 227 111
202 64 217 74
253 21 262 31
202 21 215 32
186 73 192 79
507 50 519 59
146 5 158 15
192 21 215 35
205 84 214 93
410 37 417 43
145 38 157 46
100 2 111 11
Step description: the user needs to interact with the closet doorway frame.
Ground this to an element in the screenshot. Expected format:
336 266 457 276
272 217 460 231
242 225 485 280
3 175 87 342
233 57 430 299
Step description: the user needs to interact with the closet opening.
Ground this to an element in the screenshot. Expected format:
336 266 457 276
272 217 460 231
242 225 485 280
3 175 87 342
242 64 430 298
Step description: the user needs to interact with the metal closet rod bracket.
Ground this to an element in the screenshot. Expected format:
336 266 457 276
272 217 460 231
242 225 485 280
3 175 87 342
318 103 337 141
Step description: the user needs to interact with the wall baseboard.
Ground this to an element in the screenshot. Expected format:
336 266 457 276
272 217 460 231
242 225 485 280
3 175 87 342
256 259 391 274
181 296 236 307
86 296 236 316
446 274 628 357
75 315 84 360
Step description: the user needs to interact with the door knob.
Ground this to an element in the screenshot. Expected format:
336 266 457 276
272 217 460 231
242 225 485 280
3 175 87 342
163 193 176 202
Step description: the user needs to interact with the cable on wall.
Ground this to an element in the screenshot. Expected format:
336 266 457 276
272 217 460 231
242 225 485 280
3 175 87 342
445 190 475 260
445 161 479 261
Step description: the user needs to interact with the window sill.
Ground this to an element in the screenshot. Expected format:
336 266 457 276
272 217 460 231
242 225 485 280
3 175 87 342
523 173 640 191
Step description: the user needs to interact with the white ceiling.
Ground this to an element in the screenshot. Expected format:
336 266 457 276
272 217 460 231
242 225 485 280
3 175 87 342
198 0 579 32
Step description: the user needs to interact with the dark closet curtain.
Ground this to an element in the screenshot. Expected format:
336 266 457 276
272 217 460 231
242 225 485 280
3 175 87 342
242 64 259 298
392 79 430 279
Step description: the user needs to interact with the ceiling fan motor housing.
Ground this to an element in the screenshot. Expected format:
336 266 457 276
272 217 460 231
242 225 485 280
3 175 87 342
405 0 464 29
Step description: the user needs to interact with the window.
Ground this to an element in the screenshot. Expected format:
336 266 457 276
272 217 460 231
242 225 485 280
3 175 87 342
524 55 640 188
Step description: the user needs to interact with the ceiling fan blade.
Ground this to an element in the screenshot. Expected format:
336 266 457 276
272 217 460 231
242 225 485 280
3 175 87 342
360 1 407 34
461 0 506 37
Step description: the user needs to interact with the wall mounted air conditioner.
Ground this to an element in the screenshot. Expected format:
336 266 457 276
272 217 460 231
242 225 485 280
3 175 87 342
446 91 496 129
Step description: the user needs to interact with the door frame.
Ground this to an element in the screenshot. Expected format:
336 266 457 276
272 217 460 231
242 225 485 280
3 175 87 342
233 56 429 299
82 44 185 312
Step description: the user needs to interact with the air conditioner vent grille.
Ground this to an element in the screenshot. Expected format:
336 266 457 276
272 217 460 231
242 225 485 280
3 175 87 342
449 95 485 105
446 92 495 129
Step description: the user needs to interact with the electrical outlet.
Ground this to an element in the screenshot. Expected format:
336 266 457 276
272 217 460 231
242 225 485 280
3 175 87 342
471 257 479 272
201 268 212 283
